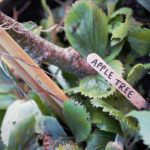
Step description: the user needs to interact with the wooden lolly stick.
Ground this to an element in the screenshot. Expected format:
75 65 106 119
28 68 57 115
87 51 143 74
87 53 149 109
0 27 68 120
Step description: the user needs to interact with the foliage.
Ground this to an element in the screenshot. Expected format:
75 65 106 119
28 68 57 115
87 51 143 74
1 100 42 146
86 131 115 150
91 109 121 134
65 0 108 57
109 7 133 46
63 100 91 142
127 111 150 147
29 92 52 115
105 141 124 150
79 74 116 98
7 115 37 150
127 63 150 86
90 98 138 132
0 0 150 149
36 116 68 141
107 0 119 17
128 28 150 56
105 41 124 62
79 60 124 98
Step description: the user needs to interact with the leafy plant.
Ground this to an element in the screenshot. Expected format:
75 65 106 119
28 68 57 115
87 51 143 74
7 115 37 150
37 116 68 140
0 0 150 149
91 108 121 134
127 111 150 147
109 7 133 46
65 0 108 57
127 63 150 86
79 60 124 98
86 131 115 150
63 100 91 142
128 27 150 56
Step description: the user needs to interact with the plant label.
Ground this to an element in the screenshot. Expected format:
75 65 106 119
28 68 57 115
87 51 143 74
87 53 148 109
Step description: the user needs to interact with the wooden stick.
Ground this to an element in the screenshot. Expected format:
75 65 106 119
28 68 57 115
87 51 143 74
0 11 96 78
0 27 68 120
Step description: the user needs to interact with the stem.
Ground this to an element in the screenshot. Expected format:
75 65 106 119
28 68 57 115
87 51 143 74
0 11 96 78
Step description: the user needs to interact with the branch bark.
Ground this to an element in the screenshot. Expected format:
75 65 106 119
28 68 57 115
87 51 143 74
0 11 96 78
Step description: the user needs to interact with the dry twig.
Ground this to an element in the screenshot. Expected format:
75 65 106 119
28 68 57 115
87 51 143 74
0 11 96 78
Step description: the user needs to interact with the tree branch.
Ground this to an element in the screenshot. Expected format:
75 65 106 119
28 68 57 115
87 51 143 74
0 11 96 78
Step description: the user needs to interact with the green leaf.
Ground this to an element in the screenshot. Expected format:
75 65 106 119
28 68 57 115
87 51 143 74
29 92 52 115
65 87 80 95
62 71 79 87
1 100 42 146
0 97 14 109
109 7 133 46
37 116 67 140
65 0 108 57
128 27 150 56
127 111 150 147
110 7 133 19
137 0 150 12
105 141 124 150
79 60 124 98
91 109 121 133
35 116 68 149
111 22 128 46
86 131 115 150
63 100 91 142
90 99 138 132
109 60 124 75
102 93 135 113
92 0 106 5
7 115 38 150
107 0 119 17
127 63 150 86
109 15 122 34
79 75 115 98
106 41 124 62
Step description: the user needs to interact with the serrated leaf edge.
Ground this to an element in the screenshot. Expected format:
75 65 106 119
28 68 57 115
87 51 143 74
90 99 138 131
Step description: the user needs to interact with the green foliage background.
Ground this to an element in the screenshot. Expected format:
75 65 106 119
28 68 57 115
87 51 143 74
0 0 150 149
